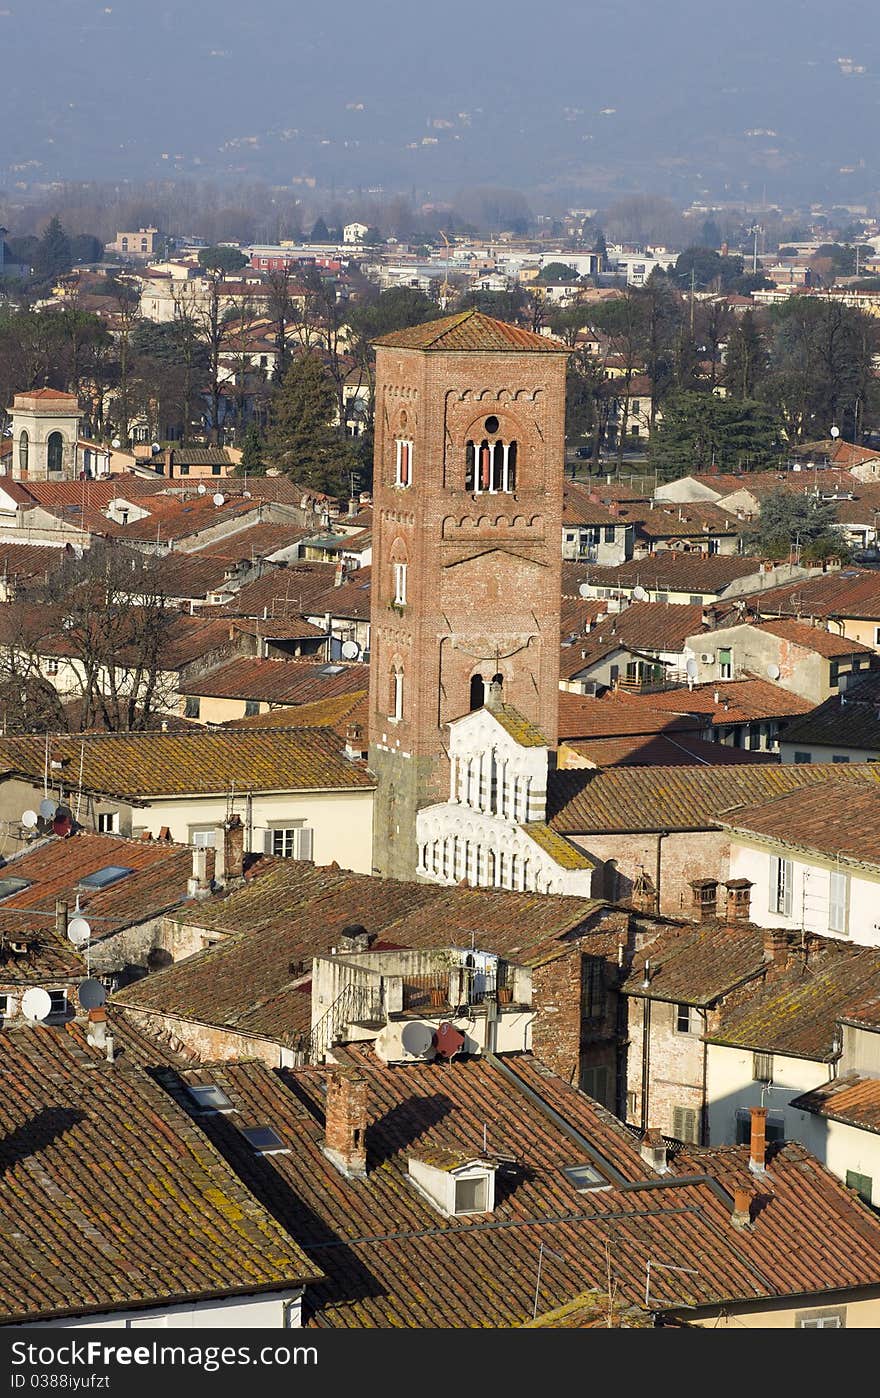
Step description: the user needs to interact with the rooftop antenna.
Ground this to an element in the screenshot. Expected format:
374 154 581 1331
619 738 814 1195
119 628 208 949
644 1259 698 1310
532 1241 566 1321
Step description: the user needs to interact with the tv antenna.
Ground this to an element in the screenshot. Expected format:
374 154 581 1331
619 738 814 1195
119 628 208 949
644 1259 698 1309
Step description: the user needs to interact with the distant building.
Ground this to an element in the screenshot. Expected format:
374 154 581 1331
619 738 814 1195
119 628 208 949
108 227 162 259
343 222 370 244
9 389 81 481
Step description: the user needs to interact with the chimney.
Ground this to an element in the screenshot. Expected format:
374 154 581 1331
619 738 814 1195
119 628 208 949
86 1006 107 1048
337 924 371 954
724 879 753 924
731 1187 752 1228
334 559 345 587
762 925 789 972
55 898 68 939
323 1065 368 1178
690 878 719 923
217 813 245 884
486 677 503 709
347 497 358 517
640 1127 669 1174
187 846 214 899
748 1106 767 1174
345 721 364 759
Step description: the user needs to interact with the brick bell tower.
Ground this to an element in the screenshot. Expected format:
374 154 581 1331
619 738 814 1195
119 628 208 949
368 309 568 879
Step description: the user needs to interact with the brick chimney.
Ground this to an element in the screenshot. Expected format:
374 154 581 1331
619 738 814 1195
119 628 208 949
86 1006 107 1049
762 926 790 973
731 1187 752 1228
724 878 753 924
334 559 345 587
323 1065 368 1178
690 878 719 923
640 1128 669 1174
215 813 245 885
748 1106 767 1174
345 721 364 760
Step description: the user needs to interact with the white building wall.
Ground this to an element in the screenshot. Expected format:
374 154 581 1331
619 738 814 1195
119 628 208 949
706 1041 831 1146
21 1288 305 1329
727 836 880 946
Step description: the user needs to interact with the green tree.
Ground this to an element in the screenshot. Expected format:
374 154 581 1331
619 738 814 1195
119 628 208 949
670 246 745 293
763 298 880 443
310 217 330 242
537 262 579 284
34 216 72 281
648 390 783 479
237 421 267 476
742 488 851 564
723 311 769 401
348 286 436 341
69 233 103 263
197 245 247 276
269 352 354 494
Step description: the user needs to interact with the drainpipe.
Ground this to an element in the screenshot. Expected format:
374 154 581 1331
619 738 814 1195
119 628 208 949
700 1008 709 1146
655 830 668 915
640 995 652 1133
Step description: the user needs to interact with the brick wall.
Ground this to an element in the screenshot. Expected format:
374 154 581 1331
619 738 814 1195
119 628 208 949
369 334 567 878
324 1066 368 1176
625 995 709 1140
572 829 732 918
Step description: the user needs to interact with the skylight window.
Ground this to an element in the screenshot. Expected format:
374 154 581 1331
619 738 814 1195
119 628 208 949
563 1163 609 1191
240 1125 289 1155
0 877 32 901
79 865 133 890
318 664 344 676
186 1083 235 1114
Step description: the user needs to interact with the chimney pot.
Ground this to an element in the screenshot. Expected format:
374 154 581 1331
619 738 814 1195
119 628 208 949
762 925 789 970
731 1187 752 1228
640 1127 669 1174
690 878 719 922
724 879 753 924
323 1066 368 1178
748 1106 768 1174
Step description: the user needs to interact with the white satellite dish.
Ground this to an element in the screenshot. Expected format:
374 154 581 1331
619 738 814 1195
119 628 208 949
111 438 121 450
67 916 91 947
71 545 83 560
151 441 161 454
578 583 593 598
38 797 57 821
340 639 360 661
21 809 38 829
767 662 781 680
242 490 251 499
830 425 840 439
212 493 225 506
633 585 649 602
21 987 52 1023
197 483 207 495
685 657 698 679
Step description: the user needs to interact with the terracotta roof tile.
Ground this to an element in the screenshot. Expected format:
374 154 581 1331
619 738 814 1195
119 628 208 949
791 1075 880 1134
718 782 880 868
0 1025 320 1324
372 309 567 353
563 732 779 767
179 657 368 703
547 761 880 834
622 922 768 1005
0 729 374 799
752 617 876 657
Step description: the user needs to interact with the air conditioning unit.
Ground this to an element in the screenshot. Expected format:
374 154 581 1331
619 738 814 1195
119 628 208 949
700 652 715 664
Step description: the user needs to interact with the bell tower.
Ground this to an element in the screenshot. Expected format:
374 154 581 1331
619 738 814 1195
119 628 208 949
367 310 568 880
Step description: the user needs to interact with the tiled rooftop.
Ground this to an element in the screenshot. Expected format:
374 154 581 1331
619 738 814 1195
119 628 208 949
709 944 880 1059
547 761 880 834
0 729 375 799
718 782 880 868
622 922 768 1005
152 1047 880 1325
179 657 369 703
563 732 779 768
791 1075 880 1135
0 1024 320 1324
372 309 567 353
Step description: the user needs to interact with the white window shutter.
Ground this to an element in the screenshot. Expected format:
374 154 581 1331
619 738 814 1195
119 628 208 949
296 827 314 861
263 828 274 856
782 860 793 918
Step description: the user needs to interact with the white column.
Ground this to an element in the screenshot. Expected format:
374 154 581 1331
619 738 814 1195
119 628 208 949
502 442 510 492
449 756 457 802
488 442 497 494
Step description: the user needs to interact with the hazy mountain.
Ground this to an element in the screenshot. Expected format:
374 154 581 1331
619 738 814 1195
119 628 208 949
2 0 879 205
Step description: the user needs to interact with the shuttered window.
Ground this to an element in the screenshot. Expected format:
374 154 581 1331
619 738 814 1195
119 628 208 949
672 1106 698 1144
770 856 793 916
829 869 849 935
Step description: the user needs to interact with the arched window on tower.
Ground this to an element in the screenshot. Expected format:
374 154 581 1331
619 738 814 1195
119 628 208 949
18 430 28 473
465 416 517 494
469 674 485 711
395 439 413 487
388 667 404 722
47 432 64 474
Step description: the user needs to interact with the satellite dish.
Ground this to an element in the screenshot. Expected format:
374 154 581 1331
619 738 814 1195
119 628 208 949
633 585 649 602
341 639 360 660
71 545 83 560
578 583 592 598
52 806 73 837
242 490 251 498
212 492 225 506
67 916 91 947
111 438 121 450
830 425 840 439
151 441 161 454
21 987 52 1023
78 978 106 1010
21 809 38 829
400 1021 436 1058
767 662 781 680
685 657 698 678
197 483 207 495
38 797 57 821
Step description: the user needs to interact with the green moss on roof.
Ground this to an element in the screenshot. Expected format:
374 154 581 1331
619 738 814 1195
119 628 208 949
520 822 596 870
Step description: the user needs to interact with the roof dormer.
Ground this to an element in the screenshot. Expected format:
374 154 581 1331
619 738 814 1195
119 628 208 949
407 1149 496 1216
